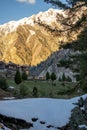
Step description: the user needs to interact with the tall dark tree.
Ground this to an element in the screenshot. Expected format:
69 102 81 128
46 71 50 81
0 76 8 90
62 73 66 82
51 72 56 82
14 69 22 84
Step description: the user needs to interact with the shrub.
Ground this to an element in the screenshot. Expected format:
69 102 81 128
19 84 28 97
67 76 72 82
75 74 81 81
32 87 38 97
81 80 87 93
22 72 28 80
58 77 62 81
58 59 72 68
0 76 8 90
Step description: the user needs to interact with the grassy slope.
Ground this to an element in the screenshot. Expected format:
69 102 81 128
7 79 83 99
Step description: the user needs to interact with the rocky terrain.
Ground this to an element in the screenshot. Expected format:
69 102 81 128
0 5 86 66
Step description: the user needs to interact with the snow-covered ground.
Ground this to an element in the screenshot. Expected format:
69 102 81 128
0 94 87 130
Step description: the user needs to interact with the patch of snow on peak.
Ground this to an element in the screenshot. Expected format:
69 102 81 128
29 30 35 35
36 8 64 23
0 17 35 35
0 8 65 35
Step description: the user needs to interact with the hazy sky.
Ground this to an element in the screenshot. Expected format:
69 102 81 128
0 0 55 25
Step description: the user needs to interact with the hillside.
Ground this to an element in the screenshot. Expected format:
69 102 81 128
30 8 87 82
0 6 86 66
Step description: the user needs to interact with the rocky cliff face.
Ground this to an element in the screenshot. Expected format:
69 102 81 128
0 7 86 66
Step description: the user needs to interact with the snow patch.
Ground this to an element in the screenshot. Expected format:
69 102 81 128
2 97 15 100
29 30 35 35
79 125 87 128
0 94 87 130
0 8 65 35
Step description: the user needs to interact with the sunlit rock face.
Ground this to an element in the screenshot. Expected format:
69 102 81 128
0 6 87 66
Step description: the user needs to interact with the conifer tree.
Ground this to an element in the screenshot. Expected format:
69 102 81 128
51 72 56 82
0 76 8 90
46 71 50 81
14 69 22 84
62 73 66 82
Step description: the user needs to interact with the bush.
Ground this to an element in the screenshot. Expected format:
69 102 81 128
32 87 38 97
19 84 28 97
81 80 87 93
22 72 28 80
58 77 62 81
67 76 72 82
58 59 72 68
0 76 8 90
75 74 81 81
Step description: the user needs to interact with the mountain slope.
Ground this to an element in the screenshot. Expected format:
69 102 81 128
0 7 86 66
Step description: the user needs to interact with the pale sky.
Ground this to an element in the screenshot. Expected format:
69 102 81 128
0 0 55 25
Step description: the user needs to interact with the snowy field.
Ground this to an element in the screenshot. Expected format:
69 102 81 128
0 94 87 130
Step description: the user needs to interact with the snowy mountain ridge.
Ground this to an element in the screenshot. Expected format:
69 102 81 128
0 6 86 65
0 8 65 35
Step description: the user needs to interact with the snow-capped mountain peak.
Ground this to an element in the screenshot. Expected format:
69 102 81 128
0 6 86 66
0 8 65 35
